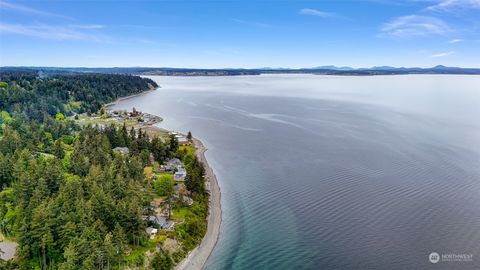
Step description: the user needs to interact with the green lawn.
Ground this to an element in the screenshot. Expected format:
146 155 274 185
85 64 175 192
172 208 191 219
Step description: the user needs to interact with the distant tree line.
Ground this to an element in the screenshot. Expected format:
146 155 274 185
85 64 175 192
0 73 158 121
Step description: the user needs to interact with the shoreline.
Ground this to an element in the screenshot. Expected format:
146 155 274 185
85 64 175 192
104 86 157 109
175 138 222 270
107 90 222 270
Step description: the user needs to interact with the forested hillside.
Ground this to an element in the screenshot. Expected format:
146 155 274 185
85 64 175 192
0 73 157 120
0 73 208 269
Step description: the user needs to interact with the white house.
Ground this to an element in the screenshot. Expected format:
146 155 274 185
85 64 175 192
177 136 190 145
146 227 158 239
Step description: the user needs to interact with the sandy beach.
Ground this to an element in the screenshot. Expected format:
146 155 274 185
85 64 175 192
175 138 222 270
104 86 157 110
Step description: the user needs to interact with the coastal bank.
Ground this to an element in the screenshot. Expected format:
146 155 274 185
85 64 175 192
175 138 221 270
106 91 222 270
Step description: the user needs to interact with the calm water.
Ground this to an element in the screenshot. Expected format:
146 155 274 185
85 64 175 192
113 75 480 270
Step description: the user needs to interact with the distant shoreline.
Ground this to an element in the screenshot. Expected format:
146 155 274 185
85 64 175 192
2 66 480 76
104 84 157 109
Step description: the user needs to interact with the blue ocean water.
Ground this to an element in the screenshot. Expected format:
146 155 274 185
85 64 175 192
113 75 480 270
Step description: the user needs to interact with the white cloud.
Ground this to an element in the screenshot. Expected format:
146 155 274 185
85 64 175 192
429 51 455 57
425 0 480 11
448 38 463 43
0 0 70 19
299 8 345 19
380 15 451 37
0 22 110 42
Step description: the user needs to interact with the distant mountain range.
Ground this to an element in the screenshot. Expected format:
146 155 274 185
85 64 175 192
1 65 480 76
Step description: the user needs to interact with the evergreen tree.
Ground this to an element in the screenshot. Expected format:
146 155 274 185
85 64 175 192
168 134 178 155
54 140 65 159
150 137 166 163
0 73 195 269
151 251 173 270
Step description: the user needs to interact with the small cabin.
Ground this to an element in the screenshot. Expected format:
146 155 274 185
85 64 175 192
146 227 158 239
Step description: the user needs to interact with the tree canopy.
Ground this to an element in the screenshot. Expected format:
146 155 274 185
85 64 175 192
0 72 208 269
0 73 159 269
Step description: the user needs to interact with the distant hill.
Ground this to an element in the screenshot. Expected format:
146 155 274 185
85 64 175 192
313 66 355 71
1 65 480 76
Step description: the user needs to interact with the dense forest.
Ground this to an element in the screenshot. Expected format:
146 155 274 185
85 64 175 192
0 73 208 269
0 73 157 120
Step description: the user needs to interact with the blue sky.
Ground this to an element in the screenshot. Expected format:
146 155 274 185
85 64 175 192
0 0 479 68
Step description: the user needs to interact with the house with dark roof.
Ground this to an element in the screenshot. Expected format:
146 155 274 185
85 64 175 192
148 215 166 228
165 158 182 171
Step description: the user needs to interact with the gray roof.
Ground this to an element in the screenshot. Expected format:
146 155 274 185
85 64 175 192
178 137 189 143
174 169 187 177
113 147 129 154
167 158 182 167
162 221 175 230
146 227 158 235
148 215 166 227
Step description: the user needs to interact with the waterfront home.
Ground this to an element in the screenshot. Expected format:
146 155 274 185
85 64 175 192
146 227 158 239
163 221 175 231
146 215 175 231
113 147 130 155
165 158 182 171
148 215 167 228
174 168 187 181
176 135 190 145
